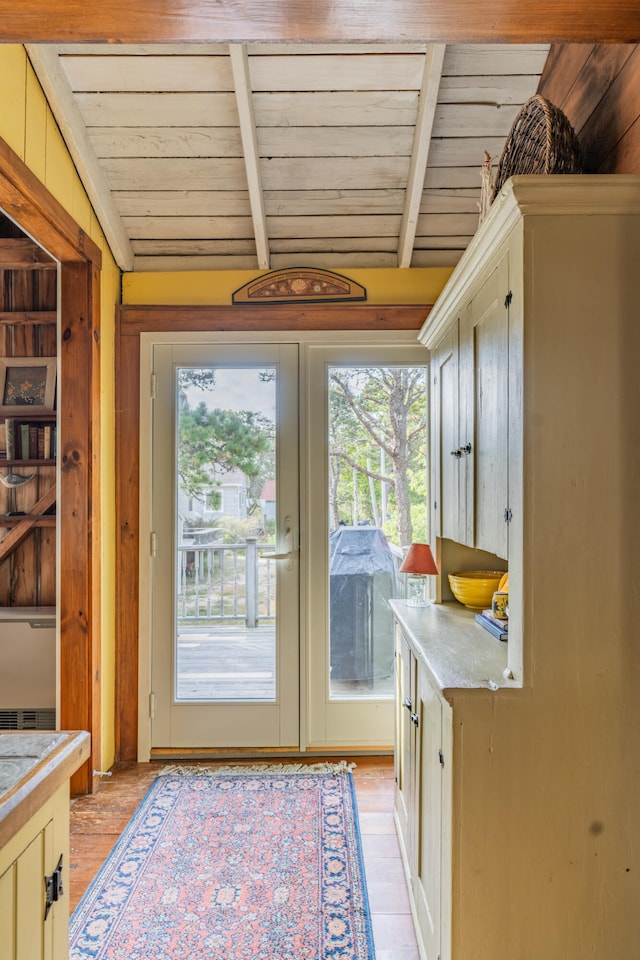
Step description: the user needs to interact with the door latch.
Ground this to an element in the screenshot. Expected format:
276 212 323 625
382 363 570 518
44 855 64 920
262 515 295 570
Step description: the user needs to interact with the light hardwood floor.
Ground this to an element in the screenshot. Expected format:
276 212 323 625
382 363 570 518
69 756 419 960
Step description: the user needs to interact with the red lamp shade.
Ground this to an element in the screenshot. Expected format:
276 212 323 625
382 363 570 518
399 543 438 576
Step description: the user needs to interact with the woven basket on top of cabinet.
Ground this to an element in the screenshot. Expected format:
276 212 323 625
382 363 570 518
492 94 583 200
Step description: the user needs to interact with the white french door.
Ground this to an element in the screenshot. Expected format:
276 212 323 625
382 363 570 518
305 344 429 747
142 333 429 756
149 342 299 749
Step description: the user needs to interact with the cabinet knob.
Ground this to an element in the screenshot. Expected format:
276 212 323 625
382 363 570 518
460 442 472 455
410 712 420 727
450 449 462 459
402 697 412 710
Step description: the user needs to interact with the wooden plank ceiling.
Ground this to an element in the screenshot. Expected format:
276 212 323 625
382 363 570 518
27 43 550 272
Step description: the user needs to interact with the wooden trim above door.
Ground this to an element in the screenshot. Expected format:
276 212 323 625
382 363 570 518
115 302 430 761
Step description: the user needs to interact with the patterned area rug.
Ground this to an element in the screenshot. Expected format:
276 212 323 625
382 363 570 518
69 764 375 959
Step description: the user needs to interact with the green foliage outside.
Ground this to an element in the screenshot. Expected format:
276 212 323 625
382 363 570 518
177 364 428 552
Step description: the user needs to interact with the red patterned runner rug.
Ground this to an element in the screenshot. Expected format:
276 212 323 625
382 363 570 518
69 763 375 959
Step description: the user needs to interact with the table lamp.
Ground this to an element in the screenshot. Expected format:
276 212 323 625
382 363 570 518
399 542 438 607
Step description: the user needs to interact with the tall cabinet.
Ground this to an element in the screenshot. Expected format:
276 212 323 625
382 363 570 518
394 176 640 959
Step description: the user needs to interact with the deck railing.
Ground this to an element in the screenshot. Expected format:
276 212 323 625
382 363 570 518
178 535 411 627
178 537 276 627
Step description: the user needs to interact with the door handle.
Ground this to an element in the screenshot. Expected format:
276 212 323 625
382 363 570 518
263 515 294 570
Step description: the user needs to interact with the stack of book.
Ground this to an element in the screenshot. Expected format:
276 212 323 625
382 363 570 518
0 419 56 461
475 610 508 641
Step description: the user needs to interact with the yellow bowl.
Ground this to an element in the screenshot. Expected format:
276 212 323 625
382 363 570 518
448 570 506 612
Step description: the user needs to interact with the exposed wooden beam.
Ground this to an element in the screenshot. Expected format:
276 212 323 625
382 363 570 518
0 311 57 325
0 139 101 266
4 1 640 43
229 45 270 270
25 45 135 271
0 238 56 269
398 43 446 268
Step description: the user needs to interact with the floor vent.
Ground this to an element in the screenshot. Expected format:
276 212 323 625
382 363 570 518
0 708 56 730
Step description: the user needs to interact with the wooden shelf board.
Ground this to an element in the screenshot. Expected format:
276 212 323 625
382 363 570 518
0 459 56 467
0 514 56 527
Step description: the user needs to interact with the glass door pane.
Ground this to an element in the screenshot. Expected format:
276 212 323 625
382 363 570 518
327 365 428 700
175 365 277 703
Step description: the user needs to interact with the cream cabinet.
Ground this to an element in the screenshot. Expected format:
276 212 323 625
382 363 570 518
394 620 451 960
402 176 640 959
431 320 466 545
0 732 90 960
431 252 510 558
0 785 68 960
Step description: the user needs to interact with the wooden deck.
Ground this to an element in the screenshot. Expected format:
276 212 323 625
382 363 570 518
176 620 394 700
177 622 276 701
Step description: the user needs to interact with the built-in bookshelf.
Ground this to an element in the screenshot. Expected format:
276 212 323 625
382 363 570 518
1 413 56 466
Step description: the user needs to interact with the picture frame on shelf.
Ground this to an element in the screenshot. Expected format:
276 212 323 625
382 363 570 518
0 358 56 416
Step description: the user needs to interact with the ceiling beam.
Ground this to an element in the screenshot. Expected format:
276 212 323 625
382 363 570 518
5 1 640 43
229 45 270 270
25 45 135 272
398 43 446 269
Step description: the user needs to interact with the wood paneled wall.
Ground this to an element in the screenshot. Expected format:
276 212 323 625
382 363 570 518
0 138 103 795
539 44 640 173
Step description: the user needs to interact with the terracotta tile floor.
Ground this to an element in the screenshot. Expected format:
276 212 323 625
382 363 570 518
69 756 419 959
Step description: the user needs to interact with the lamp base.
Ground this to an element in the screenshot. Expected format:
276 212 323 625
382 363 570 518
405 577 430 607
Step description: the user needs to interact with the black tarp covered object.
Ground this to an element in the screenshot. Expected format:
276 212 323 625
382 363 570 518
329 526 396 682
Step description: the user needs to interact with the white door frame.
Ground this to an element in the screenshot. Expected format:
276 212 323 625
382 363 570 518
137 329 422 760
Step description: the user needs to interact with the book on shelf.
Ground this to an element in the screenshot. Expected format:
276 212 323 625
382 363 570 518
475 610 508 641
1 416 56 462
5 419 15 459
20 423 30 460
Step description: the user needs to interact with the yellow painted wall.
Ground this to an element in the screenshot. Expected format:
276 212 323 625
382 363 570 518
123 266 453 306
0 45 118 771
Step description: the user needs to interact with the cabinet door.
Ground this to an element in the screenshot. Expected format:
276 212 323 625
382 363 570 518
394 625 415 860
432 320 467 544
413 665 443 960
0 864 15 960
462 254 509 557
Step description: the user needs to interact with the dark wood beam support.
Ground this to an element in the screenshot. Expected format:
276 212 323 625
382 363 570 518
59 260 101 796
115 317 140 762
3 0 640 43
0 485 56 561
0 239 56 270
118 303 430 335
0 139 101 267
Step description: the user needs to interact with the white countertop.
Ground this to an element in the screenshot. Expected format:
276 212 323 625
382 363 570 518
389 599 520 697
0 731 90 849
